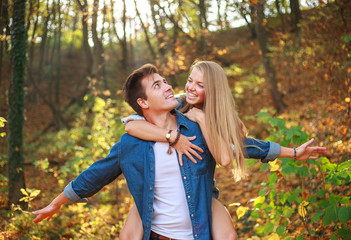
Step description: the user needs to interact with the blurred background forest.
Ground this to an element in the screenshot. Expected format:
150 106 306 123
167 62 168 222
0 0 350 239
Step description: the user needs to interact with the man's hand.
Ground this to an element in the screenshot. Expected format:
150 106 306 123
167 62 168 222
296 138 327 161
173 134 204 166
32 203 61 223
32 192 69 223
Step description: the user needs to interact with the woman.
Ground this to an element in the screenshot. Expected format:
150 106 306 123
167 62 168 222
119 61 326 240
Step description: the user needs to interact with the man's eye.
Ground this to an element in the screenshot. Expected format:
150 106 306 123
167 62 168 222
155 84 160 88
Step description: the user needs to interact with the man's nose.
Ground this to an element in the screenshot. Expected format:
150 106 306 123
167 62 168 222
164 82 172 91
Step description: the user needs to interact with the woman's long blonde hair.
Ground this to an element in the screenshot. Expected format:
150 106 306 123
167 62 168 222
182 60 248 180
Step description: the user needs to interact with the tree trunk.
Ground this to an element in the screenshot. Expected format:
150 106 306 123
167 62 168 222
149 0 167 63
8 0 27 209
198 0 208 54
37 0 50 83
290 0 301 32
134 0 156 59
76 0 93 76
92 0 105 89
255 0 286 114
55 0 62 108
275 0 285 33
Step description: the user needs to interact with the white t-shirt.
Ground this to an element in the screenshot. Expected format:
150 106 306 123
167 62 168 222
151 142 194 240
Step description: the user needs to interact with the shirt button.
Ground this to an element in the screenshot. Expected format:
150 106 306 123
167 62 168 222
195 234 198 237
149 206 151 209
183 176 187 180
188 195 190 199
150 167 154 170
150 187 152 190
147 225 149 228
191 214 194 217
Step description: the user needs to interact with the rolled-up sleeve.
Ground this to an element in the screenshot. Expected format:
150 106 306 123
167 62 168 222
121 114 145 125
63 142 123 202
243 138 281 163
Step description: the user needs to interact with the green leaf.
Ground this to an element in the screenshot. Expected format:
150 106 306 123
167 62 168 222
323 205 337 225
263 222 274 235
276 225 285 236
307 159 316 165
338 207 349 223
260 163 270 171
331 235 337 240
341 34 351 43
338 227 350 238
312 212 322 223
251 210 260 219
310 167 317 175
268 172 278 183
341 196 350 204
246 158 256 167
296 235 304 240
307 196 317 203
259 188 267 196
297 166 309 177
337 161 351 171
317 189 325 198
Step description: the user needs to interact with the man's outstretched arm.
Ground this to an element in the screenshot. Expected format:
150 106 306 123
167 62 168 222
32 192 69 223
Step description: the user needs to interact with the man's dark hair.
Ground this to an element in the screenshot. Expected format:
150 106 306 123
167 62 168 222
123 64 158 116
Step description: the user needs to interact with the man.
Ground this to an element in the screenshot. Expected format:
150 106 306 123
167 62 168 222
32 64 217 240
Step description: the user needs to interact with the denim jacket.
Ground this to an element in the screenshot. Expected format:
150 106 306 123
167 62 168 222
64 111 280 239
65 111 216 239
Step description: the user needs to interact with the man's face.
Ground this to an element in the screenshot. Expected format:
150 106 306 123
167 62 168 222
139 73 178 113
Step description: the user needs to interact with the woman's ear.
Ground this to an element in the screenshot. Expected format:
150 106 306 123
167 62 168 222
137 98 149 109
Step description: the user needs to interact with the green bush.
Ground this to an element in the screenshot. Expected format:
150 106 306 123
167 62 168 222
242 111 351 239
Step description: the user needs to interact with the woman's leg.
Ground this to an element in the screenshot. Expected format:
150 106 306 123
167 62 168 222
119 204 144 240
211 198 238 240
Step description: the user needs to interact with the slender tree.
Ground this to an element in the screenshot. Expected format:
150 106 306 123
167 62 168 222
290 0 301 32
8 0 27 208
255 0 286 113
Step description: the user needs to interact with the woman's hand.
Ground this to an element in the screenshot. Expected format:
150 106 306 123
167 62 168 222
183 108 205 123
296 138 327 161
173 134 204 166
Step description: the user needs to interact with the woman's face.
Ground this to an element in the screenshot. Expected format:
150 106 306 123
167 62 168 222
185 67 206 109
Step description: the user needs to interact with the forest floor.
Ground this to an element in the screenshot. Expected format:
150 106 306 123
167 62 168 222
1 3 351 239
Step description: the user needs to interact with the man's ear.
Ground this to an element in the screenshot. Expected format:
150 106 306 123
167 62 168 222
137 98 149 109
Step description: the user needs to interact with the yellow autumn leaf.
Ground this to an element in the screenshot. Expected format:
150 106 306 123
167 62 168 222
269 159 280 172
254 196 265 206
236 206 249 219
267 233 280 240
298 201 309 218
30 189 41 198
345 97 350 103
20 188 29 196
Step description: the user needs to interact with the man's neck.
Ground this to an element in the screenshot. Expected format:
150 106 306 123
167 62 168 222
143 110 177 130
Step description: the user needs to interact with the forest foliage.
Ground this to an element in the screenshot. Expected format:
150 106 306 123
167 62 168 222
0 0 350 239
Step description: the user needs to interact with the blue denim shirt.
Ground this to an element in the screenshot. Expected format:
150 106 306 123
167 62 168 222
65 111 280 240
65 111 216 239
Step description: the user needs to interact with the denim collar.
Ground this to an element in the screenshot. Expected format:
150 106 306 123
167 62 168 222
173 110 189 131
